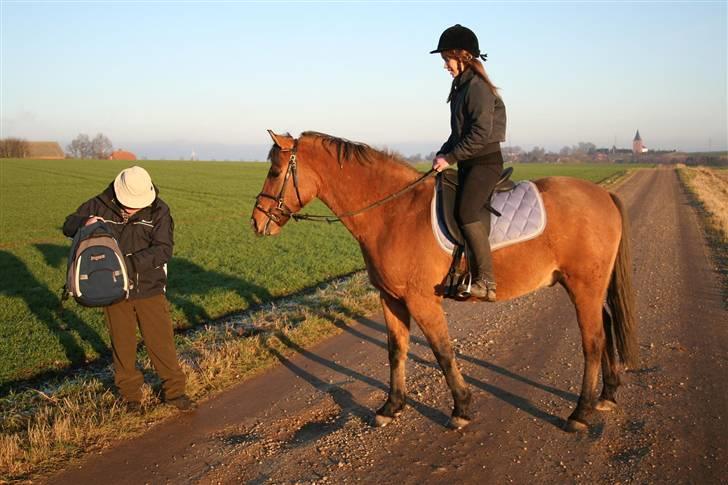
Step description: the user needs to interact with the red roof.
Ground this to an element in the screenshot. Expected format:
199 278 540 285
109 150 137 161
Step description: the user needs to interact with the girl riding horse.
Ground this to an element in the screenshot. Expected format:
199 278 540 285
431 24 506 302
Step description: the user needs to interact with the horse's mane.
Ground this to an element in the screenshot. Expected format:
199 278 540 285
301 131 416 171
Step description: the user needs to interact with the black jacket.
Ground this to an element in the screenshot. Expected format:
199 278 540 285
63 184 174 300
438 68 507 166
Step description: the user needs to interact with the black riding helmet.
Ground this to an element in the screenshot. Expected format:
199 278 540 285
430 24 487 61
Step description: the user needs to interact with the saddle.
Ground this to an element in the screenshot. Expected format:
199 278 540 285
436 167 515 246
434 167 546 298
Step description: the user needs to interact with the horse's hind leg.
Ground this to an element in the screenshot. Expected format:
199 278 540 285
374 293 411 427
596 307 620 411
564 284 606 432
407 297 471 429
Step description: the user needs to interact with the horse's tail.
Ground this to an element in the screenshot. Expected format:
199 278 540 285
607 193 639 368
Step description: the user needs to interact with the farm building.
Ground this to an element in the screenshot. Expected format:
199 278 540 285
109 149 137 161
26 141 64 159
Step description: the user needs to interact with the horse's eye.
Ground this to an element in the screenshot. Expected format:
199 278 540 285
268 167 281 178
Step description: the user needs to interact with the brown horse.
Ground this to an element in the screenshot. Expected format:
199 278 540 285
251 130 637 432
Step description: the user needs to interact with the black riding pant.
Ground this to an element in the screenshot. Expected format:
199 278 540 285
455 154 504 226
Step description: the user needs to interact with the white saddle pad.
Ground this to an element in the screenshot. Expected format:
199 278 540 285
431 180 547 253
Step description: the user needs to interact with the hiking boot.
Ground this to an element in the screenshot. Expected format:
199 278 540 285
469 278 497 301
164 394 196 411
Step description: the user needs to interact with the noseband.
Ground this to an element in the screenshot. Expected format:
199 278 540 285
254 142 305 232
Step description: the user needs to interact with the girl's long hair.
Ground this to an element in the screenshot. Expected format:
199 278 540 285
443 49 499 102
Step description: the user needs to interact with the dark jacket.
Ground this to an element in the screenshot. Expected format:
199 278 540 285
438 68 507 166
63 184 173 300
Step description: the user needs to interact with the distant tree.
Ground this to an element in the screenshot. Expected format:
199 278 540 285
91 133 113 159
559 146 572 157
527 146 546 162
572 142 596 156
66 133 113 159
0 138 29 158
66 134 91 158
402 152 429 164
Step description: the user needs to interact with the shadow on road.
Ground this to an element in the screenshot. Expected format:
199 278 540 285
263 333 371 442
266 331 450 430
309 304 575 430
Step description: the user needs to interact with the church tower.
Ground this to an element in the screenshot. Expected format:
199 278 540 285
633 130 645 154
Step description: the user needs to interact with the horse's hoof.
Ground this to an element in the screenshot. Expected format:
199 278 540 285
374 414 394 428
447 416 471 430
595 399 617 412
565 418 589 433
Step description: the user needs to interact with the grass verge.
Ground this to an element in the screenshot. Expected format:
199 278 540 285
676 165 728 307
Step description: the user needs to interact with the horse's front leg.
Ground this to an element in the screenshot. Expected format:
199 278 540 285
374 293 411 427
408 296 472 429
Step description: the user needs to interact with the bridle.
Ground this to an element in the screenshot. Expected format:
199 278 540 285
254 140 436 233
254 141 305 234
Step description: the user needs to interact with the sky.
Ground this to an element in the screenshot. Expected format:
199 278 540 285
1 1 726 160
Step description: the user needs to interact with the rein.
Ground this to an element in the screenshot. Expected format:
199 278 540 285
293 168 436 223
255 145 437 227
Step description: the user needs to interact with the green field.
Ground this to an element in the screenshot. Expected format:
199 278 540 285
0 159 632 389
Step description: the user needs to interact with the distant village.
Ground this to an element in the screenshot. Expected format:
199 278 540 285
1 130 726 166
505 130 655 164
411 130 726 167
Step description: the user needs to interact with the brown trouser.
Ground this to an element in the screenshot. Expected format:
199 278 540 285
103 293 186 402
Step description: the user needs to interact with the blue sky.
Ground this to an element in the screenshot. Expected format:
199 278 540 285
2 1 726 160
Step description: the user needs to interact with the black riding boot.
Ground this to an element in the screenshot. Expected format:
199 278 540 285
460 221 496 301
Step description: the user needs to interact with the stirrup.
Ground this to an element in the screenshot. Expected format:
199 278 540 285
456 273 473 298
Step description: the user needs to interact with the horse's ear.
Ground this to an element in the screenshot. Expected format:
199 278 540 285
267 130 294 150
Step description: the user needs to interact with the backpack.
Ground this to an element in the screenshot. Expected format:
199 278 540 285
65 220 129 307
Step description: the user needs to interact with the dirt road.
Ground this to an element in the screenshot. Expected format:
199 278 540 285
49 167 727 484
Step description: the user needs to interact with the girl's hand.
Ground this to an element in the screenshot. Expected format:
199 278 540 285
432 156 450 172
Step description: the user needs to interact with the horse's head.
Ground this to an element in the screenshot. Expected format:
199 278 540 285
251 130 319 236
